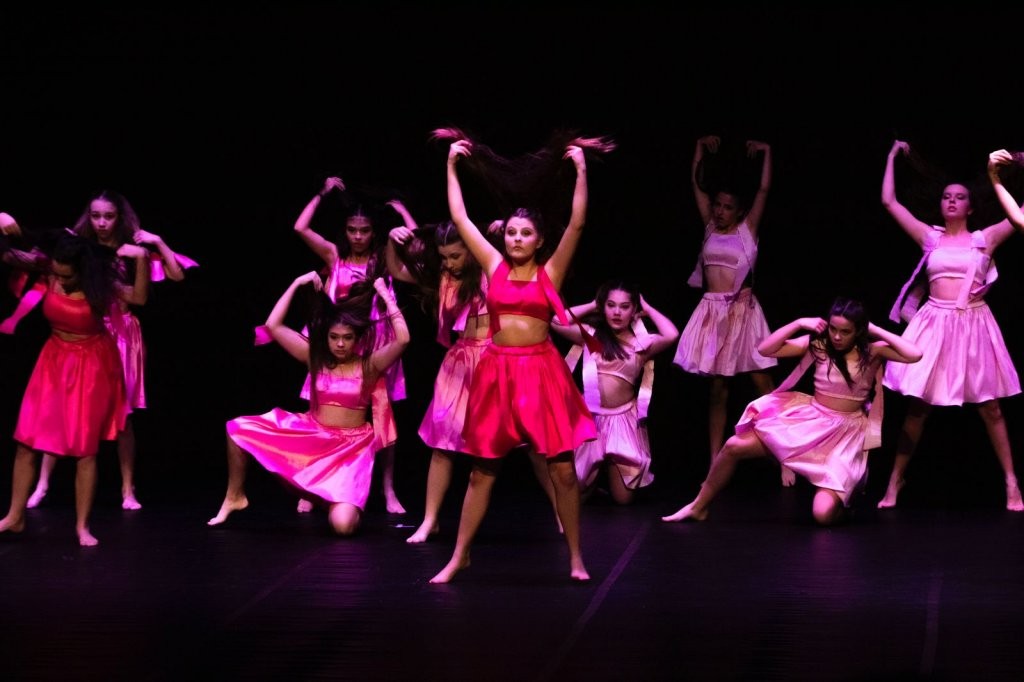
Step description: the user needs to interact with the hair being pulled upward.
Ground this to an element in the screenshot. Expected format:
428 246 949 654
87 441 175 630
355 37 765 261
391 220 485 319
49 230 120 321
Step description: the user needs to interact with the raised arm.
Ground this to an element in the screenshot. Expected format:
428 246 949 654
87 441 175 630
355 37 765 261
867 322 923 364
987 149 1024 236
368 277 409 374
550 298 597 345
447 140 502 275
691 135 718 225
0 213 47 270
881 140 931 246
264 271 322 364
116 245 151 306
133 229 185 281
743 140 772 238
757 317 824 359
544 144 588 289
294 177 344 266
635 294 680 357
384 226 417 284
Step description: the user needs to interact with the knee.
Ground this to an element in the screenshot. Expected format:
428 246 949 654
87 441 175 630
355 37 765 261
977 400 1003 424
329 504 360 536
812 490 842 526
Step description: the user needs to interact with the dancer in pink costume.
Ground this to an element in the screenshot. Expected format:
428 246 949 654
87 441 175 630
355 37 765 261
386 220 563 543
289 178 408 515
552 279 679 505
1 232 147 545
671 136 794 486
24 190 196 511
662 298 922 526
428 128 614 584
876 140 1024 511
208 272 409 535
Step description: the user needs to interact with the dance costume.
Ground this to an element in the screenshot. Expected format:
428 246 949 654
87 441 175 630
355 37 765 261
462 261 596 459
227 366 395 509
884 227 1020 406
736 346 884 505
14 287 127 457
417 271 488 453
672 220 776 375
565 320 655 489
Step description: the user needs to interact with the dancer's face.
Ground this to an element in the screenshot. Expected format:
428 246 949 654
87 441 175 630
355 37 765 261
327 323 359 361
88 199 119 244
827 315 856 352
504 217 542 263
438 241 470 278
940 184 972 221
603 289 636 332
711 192 743 230
51 260 80 293
345 217 374 256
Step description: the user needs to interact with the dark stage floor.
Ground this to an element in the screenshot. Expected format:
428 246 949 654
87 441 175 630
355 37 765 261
2 449 1024 682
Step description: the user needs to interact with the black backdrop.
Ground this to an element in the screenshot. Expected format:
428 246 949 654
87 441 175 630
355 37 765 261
3 6 1024 506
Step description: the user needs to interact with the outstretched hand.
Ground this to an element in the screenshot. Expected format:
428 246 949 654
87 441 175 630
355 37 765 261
295 270 323 291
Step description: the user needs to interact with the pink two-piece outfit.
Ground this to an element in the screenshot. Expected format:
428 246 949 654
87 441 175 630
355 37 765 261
462 261 596 459
883 227 1020 405
735 347 885 505
226 365 396 510
564 319 655 489
672 220 776 376
417 271 489 453
14 287 127 457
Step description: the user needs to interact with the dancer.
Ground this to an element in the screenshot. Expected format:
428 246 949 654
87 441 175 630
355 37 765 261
26 190 195 511
552 279 679 504
662 298 922 526
290 177 407 514
1 231 147 545
671 136 792 485
385 220 562 543
429 127 614 584
876 140 1024 511
208 272 409 534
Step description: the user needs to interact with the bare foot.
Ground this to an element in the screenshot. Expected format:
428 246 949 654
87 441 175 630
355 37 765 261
780 466 797 488
296 499 314 513
661 502 708 523
570 557 590 582
122 490 142 511
877 478 904 509
208 496 249 526
26 487 47 509
0 515 26 534
77 528 99 547
1006 477 1023 512
429 555 470 584
406 520 439 544
385 493 406 515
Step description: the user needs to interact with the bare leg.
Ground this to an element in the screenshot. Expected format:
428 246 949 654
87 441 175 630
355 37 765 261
327 502 362 536
708 377 728 467
878 398 931 509
0 444 40 534
208 435 250 526
26 453 57 508
662 431 769 522
976 400 1024 511
119 417 141 510
749 371 794 487
429 459 501 584
407 449 455 543
547 453 589 581
75 455 99 546
607 464 635 505
527 447 563 534
812 488 844 526
377 444 406 514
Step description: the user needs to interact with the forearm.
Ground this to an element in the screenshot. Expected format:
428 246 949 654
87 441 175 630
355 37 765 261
152 238 185 281
265 280 302 329
293 194 321 234
757 320 804 356
881 152 898 206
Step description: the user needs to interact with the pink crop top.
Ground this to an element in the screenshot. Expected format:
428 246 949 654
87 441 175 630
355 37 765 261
436 271 487 348
43 289 104 336
595 344 644 384
702 232 744 270
486 261 568 335
926 244 990 286
812 354 877 403
300 368 370 410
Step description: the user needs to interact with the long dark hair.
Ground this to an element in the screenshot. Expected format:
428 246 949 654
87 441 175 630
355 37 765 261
50 231 120 321
73 189 141 247
305 280 377 411
391 220 485 319
580 279 640 361
810 297 871 387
